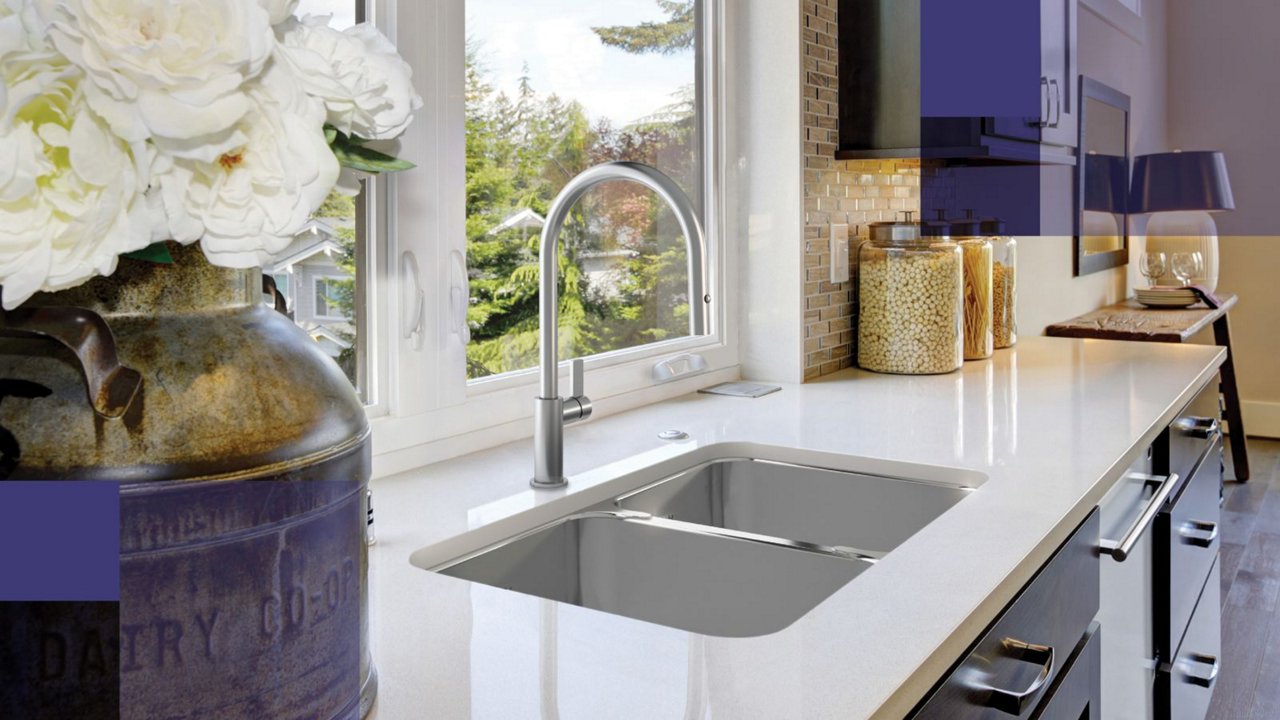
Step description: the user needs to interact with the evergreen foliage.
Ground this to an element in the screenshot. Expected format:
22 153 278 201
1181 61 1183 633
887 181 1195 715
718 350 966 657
463 2 699 379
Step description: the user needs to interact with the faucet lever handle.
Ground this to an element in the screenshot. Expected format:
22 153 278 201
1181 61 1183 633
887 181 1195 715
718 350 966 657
569 358 585 399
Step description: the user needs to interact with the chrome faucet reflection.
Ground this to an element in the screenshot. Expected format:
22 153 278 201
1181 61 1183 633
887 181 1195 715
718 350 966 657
531 161 711 489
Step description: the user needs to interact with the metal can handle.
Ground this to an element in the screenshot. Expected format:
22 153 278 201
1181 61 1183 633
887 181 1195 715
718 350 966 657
0 306 142 418
262 274 289 316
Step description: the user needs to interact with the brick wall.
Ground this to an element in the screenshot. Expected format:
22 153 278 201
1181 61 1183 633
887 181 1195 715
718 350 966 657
801 0 924 381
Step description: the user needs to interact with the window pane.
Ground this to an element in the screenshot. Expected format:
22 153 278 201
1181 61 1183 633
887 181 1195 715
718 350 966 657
271 0 367 398
465 0 701 380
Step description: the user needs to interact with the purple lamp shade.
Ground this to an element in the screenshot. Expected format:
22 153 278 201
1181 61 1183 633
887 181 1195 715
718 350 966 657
1129 151 1235 213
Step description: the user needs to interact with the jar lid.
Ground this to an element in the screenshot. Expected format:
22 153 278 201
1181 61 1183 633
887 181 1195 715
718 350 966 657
868 211 950 243
948 209 1007 237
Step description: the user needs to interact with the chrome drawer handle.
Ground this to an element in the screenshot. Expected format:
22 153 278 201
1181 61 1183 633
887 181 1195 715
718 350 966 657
1173 416 1220 440
1100 472 1180 562
1177 653 1220 689
1179 520 1219 548
969 638 1055 715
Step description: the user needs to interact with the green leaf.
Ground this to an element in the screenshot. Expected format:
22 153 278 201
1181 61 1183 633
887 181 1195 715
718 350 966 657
324 125 338 145
122 242 174 264
332 137 416 174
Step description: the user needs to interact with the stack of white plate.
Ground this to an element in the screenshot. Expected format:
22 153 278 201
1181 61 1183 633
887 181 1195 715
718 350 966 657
1135 287 1198 308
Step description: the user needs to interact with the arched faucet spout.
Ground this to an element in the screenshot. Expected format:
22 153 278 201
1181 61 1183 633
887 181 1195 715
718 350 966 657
531 161 711 489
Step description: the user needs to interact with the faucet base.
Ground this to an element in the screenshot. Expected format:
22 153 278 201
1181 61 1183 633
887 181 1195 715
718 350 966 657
530 477 569 490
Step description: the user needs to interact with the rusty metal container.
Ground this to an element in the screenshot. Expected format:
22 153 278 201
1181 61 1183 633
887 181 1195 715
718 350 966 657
0 244 375 719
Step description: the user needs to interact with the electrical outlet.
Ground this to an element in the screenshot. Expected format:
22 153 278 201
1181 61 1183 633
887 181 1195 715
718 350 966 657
830 223 850 283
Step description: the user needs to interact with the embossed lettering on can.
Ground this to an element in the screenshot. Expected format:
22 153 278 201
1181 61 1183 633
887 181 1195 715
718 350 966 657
118 442 370 720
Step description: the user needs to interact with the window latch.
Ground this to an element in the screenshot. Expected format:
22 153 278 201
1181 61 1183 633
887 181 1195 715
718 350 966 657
399 251 425 350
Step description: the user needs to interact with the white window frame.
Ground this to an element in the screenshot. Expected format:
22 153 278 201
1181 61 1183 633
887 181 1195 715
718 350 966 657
370 0 739 475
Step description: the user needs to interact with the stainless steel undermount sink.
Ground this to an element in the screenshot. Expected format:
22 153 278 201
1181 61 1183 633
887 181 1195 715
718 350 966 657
434 510 870 637
425 454 978 638
615 457 974 554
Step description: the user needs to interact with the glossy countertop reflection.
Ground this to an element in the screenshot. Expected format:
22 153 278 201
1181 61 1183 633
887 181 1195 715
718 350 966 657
367 337 1225 719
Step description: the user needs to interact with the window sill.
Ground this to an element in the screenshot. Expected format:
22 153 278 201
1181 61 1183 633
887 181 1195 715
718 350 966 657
368 361 739 479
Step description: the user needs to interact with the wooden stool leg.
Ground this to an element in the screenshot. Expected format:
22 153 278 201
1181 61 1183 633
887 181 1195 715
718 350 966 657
1213 315 1251 482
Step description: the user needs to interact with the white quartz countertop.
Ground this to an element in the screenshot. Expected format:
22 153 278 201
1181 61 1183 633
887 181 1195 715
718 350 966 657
367 337 1225 719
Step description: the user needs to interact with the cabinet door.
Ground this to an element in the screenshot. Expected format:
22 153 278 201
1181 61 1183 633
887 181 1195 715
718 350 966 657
983 0 1078 148
1040 0 1079 147
1097 463 1158 720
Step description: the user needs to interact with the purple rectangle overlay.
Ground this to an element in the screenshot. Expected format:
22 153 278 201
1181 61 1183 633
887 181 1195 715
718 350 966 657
0 482 120 601
921 0 1041 118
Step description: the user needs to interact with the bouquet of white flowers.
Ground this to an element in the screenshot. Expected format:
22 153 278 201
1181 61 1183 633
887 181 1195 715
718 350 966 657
0 0 421 309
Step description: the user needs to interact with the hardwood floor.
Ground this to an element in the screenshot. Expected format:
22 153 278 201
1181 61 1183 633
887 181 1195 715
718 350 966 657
1207 437 1280 720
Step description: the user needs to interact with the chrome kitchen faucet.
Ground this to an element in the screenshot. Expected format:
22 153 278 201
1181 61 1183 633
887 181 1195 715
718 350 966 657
531 161 711 489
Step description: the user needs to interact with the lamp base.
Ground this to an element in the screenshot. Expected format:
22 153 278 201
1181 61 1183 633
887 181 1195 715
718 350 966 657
1143 211 1220 291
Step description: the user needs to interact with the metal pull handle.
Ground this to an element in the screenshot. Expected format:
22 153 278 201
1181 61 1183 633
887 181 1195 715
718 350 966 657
1177 653 1220 688
1179 520 1219 548
1034 77 1051 127
0 307 142 419
1173 416 1219 440
1100 472 1180 562
973 638 1055 715
1048 79 1061 128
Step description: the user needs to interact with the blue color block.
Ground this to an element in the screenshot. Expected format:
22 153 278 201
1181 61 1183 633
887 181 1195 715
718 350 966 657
0 482 120 601
921 0 1041 118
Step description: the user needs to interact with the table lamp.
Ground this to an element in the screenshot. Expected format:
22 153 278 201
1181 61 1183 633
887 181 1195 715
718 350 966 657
1130 150 1235 291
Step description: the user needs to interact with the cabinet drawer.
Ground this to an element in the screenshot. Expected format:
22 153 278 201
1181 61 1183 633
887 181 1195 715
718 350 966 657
1166 381 1221 488
913 511 1100 719
1029 622 1101 720
1158 559 1222 720
1159 437 1222 657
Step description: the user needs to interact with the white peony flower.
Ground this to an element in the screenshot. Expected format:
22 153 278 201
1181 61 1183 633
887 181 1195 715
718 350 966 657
48 0 273 163
152 63 339 269
259 0 299 26
277 14 422 140
0 69 152 309
1 0 56 63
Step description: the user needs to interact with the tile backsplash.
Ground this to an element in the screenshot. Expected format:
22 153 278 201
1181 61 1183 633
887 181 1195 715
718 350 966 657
802 0 922 380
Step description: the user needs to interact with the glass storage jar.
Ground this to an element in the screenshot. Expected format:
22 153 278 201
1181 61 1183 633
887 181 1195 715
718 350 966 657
949 212 994 360
857 214 963 375
988 219 1017 348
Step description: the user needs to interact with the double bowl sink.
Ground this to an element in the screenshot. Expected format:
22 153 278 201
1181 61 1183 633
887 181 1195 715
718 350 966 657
416 451 981 638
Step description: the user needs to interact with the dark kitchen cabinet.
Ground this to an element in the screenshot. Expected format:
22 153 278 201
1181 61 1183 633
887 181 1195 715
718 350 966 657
986 0 1078 149
836 0 1079 164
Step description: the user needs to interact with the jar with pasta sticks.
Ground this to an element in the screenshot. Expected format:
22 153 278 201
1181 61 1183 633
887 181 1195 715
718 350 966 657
949 211 995 360
989 223 1017 348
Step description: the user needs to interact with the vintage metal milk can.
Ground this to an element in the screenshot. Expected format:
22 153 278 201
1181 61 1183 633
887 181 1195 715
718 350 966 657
0 243 375 719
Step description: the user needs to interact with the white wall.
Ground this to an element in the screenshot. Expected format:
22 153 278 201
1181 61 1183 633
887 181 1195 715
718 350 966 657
1168 0 1280 437
729 0 805 383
